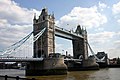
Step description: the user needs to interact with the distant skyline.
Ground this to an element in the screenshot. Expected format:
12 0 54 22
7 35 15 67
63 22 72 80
0 0 120 58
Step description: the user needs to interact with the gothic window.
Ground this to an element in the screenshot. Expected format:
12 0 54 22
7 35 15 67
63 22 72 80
49 22 53 29
43 16 45 20
49 26 53 29
49 32 53 38
49 39 53 45
49 47 53 53
36 20 38 23
76 42 80 51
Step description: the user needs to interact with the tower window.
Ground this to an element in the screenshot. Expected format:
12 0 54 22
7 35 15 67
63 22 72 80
36 20 38 23
43 16 45 20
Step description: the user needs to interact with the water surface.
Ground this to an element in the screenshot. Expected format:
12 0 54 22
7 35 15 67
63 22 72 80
0 68 120 80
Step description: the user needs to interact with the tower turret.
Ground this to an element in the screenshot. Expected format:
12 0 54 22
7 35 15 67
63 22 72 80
75 25 82 35
33 13 36 23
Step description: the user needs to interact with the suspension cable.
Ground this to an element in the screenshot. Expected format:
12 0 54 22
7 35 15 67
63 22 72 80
87 42 102 62
0 27 46 57
41 36 42 58
1 32 33 56
33 27 46 42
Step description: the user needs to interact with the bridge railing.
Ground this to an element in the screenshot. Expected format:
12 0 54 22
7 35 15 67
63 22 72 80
55 26 74 33
0 57 44 62
0 57 43 59
64 58 82 62
0 75 36 80
0 57 31 59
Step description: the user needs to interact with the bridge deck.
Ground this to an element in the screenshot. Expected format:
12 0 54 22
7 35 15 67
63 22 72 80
0 57 82 62
64 58 82 62
0 57 43 62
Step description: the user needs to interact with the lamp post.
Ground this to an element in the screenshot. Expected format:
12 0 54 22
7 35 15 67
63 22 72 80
66 51 68 57
62 50 64 55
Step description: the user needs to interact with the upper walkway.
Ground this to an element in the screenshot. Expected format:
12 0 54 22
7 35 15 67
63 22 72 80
55 26 83 40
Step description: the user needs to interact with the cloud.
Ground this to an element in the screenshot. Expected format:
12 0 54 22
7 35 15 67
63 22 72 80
109 32 120 58
112 1 120 14
88 31 120 58
88 31 115 56
98 2 107 9
0 0 30 24
0 0 40 51
88 31 115 45
112 1 120 24
98 2 107 11
118 32 120 35
98 2 109 11
117 19 120 23
56 6 107 30
107 40 120 58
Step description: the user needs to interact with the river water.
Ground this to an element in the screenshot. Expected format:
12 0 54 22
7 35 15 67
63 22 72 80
0 68 120 80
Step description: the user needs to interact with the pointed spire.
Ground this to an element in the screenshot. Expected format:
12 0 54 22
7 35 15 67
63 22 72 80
52 11 55 19
82 26 84 31
34 13 36 20
84 26 87 33
85 26 86 30
41 7 48 15
75 25 82 34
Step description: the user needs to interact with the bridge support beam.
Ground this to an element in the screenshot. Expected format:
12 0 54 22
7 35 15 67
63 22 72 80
26 58 67 76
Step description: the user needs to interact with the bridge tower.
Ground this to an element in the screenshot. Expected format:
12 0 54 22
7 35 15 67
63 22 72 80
26 8 67 76
33 8 55 58
72 25 88 60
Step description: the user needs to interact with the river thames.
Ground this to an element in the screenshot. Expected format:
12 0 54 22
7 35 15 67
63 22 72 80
0 68 120 80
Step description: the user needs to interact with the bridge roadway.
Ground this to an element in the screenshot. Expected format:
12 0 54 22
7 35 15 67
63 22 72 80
0 57 43 62
0 57 105 63
0 57 82 62
55 26 83 40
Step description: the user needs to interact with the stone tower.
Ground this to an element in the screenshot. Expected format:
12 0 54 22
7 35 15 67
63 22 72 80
33 8 55 58
72 25 88 60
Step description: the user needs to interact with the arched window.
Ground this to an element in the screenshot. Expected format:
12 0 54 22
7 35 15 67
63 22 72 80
38 49 44 58
43 16 45 20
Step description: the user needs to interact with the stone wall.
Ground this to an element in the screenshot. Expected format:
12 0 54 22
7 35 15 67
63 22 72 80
44 58 67 70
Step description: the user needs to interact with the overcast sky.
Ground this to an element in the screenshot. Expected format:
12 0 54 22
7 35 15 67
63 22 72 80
0 0 120 58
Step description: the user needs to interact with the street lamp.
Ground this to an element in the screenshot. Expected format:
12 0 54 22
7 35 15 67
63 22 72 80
62 50 64 55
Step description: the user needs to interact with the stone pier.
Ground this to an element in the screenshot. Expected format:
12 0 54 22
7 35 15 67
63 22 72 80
26 58 67 76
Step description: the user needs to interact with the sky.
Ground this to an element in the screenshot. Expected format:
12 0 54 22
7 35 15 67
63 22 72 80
0 0 120 58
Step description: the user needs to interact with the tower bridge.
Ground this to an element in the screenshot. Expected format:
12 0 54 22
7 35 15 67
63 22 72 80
33 8 88 60
0 8 108 76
